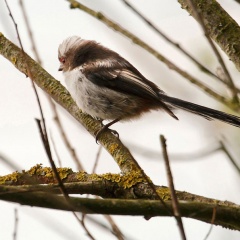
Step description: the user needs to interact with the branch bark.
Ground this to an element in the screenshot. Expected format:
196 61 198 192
0 184 239 230
0 166 239 230
178 0 240 71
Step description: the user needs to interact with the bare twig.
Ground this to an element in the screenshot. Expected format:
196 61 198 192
18 0 42 65
103 215 124 240
160 135 186 240
91 146 102 173
35 120 67 195
4 1 89 233
50 131 63 167
51 101 84 170
13 208 18 240
0 153 22 171
122 0 224 83
36 119 94 236
219 139 240 175
81 214 96 240
203 207 216 240
90 146 124 240
18 0 84 171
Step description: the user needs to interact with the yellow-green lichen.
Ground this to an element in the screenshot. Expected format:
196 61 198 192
102 173 121 183
27 164 72 180
89 173 104 181
57 167 72 180
76 171 88 181
156 187 171 201
0 171 19 184
120 170 146 189
11 57 17 65
117 156 127 167
108 143 119 155
27 164 43 175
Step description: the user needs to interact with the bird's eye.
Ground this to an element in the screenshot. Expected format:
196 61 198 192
59 57 66 64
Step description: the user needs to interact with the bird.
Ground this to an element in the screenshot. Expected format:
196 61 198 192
58 36 240 141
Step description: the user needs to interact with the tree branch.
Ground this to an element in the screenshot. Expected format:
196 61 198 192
178 0 240 73
0 33 141 174
0 184 239 230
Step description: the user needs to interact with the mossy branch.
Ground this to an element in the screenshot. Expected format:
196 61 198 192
0 166 240 230
178 0 240 71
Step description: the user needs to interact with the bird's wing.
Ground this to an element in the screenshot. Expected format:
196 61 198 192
83 64 178 119
84 66 160 101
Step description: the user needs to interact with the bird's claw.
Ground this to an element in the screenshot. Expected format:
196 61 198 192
95 127 119 143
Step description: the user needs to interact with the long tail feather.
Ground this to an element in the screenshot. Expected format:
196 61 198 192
159 94 240 128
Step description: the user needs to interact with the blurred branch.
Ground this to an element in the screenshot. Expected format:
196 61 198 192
13 208 19 240
19 0 84 171
51 101 84 170
0 153 22 171
4 0 69 202
122 0 223 83
66 0 239 111
128 141 221 161
18 0 42 65
3 1 89 233
219 140 240 174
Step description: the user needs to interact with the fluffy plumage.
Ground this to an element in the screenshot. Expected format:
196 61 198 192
58 36 240 131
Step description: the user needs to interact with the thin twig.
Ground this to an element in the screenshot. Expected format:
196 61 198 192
36 119 94 237
186 0 239 104
91 145 102 173
51 101 84 170
4 0 88 233
103 215 124 240
219 139 240 175
0 153 22 171
160 135 186 240
50 131 63 167
122 0 224 83
203 207 216 240
18 0 42 65
90 146 124 240
13 208 18 240
81 214 95 240
18 0 84 171
35 119 68 195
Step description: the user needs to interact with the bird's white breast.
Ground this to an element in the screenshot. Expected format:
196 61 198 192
63 67 113 119
63 67 145 120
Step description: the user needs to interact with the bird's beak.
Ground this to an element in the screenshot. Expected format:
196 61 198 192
58 65 63 71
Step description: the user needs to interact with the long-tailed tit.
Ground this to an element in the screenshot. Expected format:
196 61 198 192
58 36 240 140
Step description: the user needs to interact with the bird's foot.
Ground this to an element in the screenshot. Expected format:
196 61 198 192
95 126 119 143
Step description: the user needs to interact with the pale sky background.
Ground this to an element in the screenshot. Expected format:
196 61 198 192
0 0 240 239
